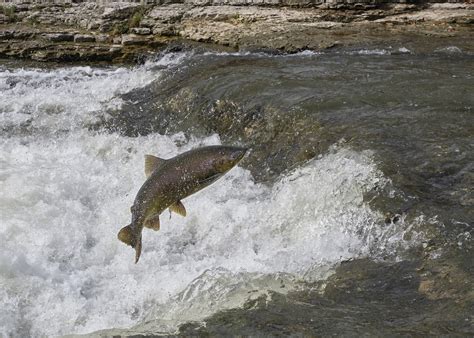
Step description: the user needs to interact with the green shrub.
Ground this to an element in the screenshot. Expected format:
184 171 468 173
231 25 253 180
1 5 19 23
129 6 146 28
111 6 148 35
27 16 40 26
112 22 129 36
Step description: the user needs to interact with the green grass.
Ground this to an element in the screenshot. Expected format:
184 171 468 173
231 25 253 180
112 21 129 36
129 6 147 28
1 5 19 23
111 6 148 35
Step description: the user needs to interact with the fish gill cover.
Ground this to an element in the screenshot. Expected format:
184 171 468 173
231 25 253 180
0 51 446 337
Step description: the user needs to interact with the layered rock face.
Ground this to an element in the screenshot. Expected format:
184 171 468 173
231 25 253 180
0 1 472 62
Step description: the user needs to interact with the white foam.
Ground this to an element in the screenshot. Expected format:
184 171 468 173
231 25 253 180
0 52 189 133
434 46 463 54
202 50 321 58
0 129 420 336
351 49 390 56
397 47 412 54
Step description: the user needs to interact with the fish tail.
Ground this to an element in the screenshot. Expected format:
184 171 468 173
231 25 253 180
118 224 136 247
118 225 143 263
134 235 142 264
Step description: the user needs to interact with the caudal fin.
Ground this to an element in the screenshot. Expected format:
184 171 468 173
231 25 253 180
135 236 142 264
118 225 143 263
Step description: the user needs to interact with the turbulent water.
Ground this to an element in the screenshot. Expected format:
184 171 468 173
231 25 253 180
0 47 472 337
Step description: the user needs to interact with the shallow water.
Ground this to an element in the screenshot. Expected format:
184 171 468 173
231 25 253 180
0 46 472 337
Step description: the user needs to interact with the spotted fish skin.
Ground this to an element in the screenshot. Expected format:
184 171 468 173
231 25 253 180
118 145 247 263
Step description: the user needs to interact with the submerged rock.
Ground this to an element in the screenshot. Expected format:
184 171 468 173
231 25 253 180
177 259 474 336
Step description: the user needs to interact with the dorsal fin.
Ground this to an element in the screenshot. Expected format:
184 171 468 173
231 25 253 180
144 154 166 178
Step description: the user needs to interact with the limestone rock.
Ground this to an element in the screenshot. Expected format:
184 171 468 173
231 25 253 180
109 45 122 53
152 24 177 36
95 34 111 43
74 34 96 43
13 31 35 40
131 27 152 35
1 2 473 63
121 34 148 46
44 33 75 42
102 4 141 20
0 31 14 40
149 5 188 23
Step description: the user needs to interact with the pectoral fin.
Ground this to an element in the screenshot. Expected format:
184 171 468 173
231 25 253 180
144 213 161 231
169 200 186 217
144 154 166 178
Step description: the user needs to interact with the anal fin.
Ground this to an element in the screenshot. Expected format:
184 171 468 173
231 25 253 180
144 214 161 231
169 200 186 217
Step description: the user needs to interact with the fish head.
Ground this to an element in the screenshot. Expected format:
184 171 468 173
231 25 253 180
192 146 247 186
212 146 248 174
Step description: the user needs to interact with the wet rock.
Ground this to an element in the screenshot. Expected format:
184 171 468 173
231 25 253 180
176 260 474 336
44 33 74 42
384 212 402 224
74 34 95 43
30 50 54 62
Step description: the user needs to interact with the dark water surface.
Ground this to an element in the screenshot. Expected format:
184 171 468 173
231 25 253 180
116 48 473 246
1 45 472 336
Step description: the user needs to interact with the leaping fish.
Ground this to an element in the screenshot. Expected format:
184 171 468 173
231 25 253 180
118 145 247 263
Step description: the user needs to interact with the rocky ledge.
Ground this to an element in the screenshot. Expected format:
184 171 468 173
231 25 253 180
0 2 473 62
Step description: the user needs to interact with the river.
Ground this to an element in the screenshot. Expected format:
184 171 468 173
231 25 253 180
0 44 472 336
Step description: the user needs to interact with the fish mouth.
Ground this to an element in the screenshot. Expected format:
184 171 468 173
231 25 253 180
230 147 248 163
216 147 247 172
199 173 222 185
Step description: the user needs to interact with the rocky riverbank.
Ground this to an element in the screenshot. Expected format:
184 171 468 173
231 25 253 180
0 2 473 62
